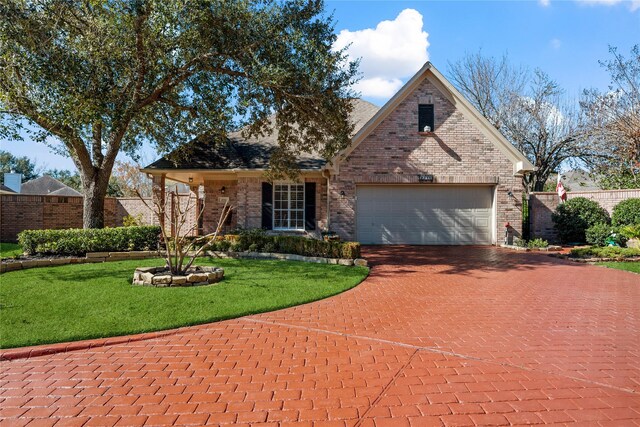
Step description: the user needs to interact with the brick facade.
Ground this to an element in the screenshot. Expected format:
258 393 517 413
329 75 523 242
1 195 118 241
530 189 640 243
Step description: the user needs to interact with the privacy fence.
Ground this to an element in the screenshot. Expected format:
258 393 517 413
0 194 197 242
529 189 640 243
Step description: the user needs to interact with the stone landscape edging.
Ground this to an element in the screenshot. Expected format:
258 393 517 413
1 250 367 273
500 244 562 252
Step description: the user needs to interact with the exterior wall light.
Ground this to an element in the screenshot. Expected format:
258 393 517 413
220 186 226 194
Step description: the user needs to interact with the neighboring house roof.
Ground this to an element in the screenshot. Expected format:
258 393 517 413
20 175 82 196
143 99 380 172
332 62 535 175
0 184 17 194
551 170 601 191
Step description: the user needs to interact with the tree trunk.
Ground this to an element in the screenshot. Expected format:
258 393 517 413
82 172 110 229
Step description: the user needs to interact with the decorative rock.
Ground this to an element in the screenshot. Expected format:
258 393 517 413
628 238 640 249
152 275 172 285
141 272 154 284
187 273 208 283
354 258 368 267
172 276 187 285
338 259 354 266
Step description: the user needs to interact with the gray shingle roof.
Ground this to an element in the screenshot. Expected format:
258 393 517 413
20 175 82 196
0 184 16 194
145 99 380 171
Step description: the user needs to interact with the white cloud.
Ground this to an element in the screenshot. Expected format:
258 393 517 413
334 9 429 99
550 38 562 50
574 0 640 10
539 0 550 6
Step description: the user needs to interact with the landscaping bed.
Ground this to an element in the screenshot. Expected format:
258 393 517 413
0 257 368 349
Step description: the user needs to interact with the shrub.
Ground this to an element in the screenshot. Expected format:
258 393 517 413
209 228 361 259
570 246 640 259
620 224 640 240
122 213 145 227
551 197 610 243
611 198 640 226
586 223 627 247
18 226 161 256
527 238 549 249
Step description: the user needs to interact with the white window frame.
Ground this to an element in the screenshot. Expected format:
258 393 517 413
273 183 305 231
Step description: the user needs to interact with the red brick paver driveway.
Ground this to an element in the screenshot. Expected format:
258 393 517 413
2 247 639 426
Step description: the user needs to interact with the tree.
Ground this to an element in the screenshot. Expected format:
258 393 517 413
0 0 357 228
0 150 40 184
112 160 152 197
448 52 587 192
581 45 640 189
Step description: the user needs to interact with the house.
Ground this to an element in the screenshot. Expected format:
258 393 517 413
143 62 534 245
20 175 82 196
0 184 17 195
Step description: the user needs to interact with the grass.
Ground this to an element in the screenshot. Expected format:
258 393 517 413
0 257 368 349
0 242 22 259
596 261 640 274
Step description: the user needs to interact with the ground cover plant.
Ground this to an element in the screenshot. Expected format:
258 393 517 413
0 242 22 259
596 262 640 274
570 246 640 259
0 258 368 349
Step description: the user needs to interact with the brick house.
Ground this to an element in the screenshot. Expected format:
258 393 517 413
143 62 533 245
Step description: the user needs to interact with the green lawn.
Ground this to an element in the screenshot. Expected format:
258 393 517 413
0 258 368 349
0 242 22 259
596 261 640 274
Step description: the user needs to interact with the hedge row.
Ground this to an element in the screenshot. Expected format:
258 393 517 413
18 226 161 256
206 229 361 259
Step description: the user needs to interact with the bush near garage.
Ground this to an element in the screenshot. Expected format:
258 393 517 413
611 198 640 227
586 223 627 247
551 197 610 243
18 226 161 256
207 229 361 259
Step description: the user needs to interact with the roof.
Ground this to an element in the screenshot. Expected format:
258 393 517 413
332 62 535 175
143 99 380 172
20 175 82 196
552 170 601 192
0 184 16 194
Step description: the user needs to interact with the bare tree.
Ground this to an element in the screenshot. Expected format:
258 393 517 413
138 188 232 275
448 53 587 192
581 45 640 189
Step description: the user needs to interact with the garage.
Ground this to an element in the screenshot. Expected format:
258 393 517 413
356 185 494 245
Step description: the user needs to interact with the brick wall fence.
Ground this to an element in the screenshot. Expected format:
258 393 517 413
0 194 196 242
530 189 640 243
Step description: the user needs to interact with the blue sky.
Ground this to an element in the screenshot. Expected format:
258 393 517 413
1 0 638 171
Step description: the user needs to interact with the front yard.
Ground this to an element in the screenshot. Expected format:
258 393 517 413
596 261 640 274
0 258 368 349
0 242 22 259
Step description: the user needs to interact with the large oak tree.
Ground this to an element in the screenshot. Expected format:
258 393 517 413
0 0 357 228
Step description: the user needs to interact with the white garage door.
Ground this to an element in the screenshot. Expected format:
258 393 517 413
356 185 494 245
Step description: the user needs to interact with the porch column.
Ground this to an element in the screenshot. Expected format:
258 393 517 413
190 185 201 236
152 174 166 230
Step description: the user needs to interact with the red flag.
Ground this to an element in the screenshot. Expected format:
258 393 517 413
556 174 567 202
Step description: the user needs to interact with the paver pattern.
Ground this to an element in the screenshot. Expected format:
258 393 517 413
1 246 639 426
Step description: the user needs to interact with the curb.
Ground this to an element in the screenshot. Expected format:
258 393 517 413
0 329 182 362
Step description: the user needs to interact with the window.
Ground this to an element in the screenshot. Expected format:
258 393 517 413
418 104 435 132
273 184 305 230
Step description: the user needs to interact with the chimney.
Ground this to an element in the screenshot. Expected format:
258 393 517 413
4 172 22 193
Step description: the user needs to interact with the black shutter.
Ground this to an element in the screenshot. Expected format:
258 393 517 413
304 182 316 231
418 104 435 132
261 182 273 230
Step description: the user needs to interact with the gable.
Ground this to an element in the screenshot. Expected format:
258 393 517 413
331 62 534 176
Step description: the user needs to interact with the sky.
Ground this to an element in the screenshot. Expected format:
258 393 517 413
1 0 638 171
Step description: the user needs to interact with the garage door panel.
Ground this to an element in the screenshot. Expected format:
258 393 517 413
356 185 493 245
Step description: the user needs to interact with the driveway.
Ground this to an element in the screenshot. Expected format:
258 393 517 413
1 247 639 426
